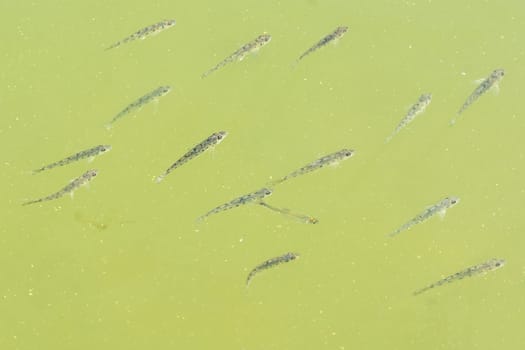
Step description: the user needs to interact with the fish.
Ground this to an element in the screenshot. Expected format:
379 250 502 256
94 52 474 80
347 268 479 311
296 26 348 62
201 34 271 78
388 196 460 237
413 258 505 296
386 93 432 143
196 187 272 222
271 149 354 186
246 252 299 287
23 169 98 206
32 145 111 174
452 68 505 124
105 86 171 129
259 201 319 224
105 19 176 50
156 131 228 183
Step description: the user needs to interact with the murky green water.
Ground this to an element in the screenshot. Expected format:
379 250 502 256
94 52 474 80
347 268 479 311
1 1 525 349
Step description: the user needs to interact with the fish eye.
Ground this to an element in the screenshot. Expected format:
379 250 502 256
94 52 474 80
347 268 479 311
345 151 352 156
217 134 223 139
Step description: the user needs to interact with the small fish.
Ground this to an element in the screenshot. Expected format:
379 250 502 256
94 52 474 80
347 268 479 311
246 252 299 287
201 34 272 78
413 258 505 296
105 19 176 50
388 196 459 237
156 131 228 183
452 68 505 124
271 149 354 186
197 187 272 222
386 93 432 143
33 145 111 174
105 86 171 129
296 26 348 62
23 169 98 206
259 201 319 224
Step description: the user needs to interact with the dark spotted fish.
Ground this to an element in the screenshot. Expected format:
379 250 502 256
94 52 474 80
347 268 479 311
413 258 505 296
105 19 176 50
197 187 272 222
156 131 228 183
271 149 354 186
246 252 299 287
386 93 432 143
388 196 459 237
259 202 318 224
105 86 171 129
23 169 98 206
201 34 271 78
296 26 348 62
451 68 505 124
33 145 111 174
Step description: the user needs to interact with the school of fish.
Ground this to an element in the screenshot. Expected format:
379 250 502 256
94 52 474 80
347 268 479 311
23 19 507 296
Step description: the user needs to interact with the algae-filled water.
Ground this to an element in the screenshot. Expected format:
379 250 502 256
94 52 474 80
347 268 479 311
1 1 525 349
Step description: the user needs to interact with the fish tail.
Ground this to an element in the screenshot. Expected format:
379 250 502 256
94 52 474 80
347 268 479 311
154 174 165 183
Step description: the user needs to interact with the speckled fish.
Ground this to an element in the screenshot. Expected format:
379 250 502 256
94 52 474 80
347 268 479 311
197 187 272 222
201 34 271 78
33 145 111 174
259 202 318 224
105 19 176 50
271 149 354 186
413 258 505 296
452 68 505 124
246 252 299 287
105 86 171 129
386 93 432 143
23 169 98 206
388 196 459 237
156 131 228 183
296 26 348 62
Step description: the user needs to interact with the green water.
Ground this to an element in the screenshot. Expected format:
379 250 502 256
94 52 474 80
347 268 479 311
1 0 524 349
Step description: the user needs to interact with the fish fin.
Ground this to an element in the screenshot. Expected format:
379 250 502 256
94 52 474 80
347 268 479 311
438 208 447 219
474 78 485 85
88 156 95 163
491 83 500 95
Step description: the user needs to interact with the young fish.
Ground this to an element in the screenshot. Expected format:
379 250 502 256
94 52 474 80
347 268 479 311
388 196 460 237
259 201 319 224
452 68 505 124
271 149 354 186
32 145 111 174
201 34 272 78
246 252 299 287
105 19 176 50
413 258 506 296
196 187 272 222
296 26 348 62
105 85 171 129
23 169 98 206
386 93 432 143
156 131 228 183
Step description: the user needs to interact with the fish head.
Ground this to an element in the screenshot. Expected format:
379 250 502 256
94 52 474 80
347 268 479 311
159 86 172 96
99 145 112 153
286 252 300 261
165 19 176 27
340 149 355 159
488 258 506 270
420 93 432 102
260 187 273 197
493 68 505 79
446 196 460 207
336 26 349 35
215 131 228 143
257 34 272 45
85 169 99 179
